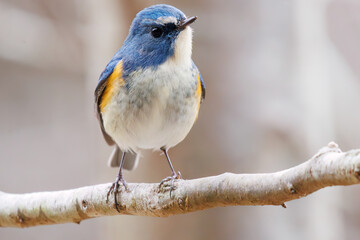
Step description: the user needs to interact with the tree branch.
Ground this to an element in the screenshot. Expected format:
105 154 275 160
1 142 360 228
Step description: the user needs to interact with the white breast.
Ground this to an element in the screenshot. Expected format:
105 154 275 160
102 26 199 153
102 65 198 152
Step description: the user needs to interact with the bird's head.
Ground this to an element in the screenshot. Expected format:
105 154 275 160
121 4 197 75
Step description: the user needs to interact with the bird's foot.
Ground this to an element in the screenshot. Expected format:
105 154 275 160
106 176 129 213
159 171 182 192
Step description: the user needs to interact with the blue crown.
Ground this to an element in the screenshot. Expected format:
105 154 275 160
99 5 190 82
134 4 185 23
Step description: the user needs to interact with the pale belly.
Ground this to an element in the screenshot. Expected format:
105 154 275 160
102 68 200 152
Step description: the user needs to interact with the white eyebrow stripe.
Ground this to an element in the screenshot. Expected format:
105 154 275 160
156 16 177 24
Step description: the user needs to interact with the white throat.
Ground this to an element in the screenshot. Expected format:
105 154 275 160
172 26 193 67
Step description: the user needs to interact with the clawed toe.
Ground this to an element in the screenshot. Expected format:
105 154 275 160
106 177 129 213
159 171 182 190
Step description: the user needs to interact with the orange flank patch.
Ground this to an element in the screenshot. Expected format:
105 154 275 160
195 73 202 120
100 61 125 113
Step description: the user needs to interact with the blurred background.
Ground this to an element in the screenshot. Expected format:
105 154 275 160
1 0 360 239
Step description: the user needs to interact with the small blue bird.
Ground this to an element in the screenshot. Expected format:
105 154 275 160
95 4 205 210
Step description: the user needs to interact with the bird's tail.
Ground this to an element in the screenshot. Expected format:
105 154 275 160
107 146 139 171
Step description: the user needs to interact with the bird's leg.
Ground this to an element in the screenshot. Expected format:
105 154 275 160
159 147 182 190
106 151 128 213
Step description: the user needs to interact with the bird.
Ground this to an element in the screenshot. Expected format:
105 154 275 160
94 4 205 211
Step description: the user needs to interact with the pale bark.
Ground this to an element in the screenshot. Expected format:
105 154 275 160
1 142 359 228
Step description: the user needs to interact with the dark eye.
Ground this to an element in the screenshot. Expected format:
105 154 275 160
151 27 163 38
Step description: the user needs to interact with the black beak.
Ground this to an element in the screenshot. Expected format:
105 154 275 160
177 16 197 30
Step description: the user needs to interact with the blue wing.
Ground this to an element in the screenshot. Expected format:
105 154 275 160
94 55 122 145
